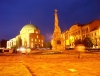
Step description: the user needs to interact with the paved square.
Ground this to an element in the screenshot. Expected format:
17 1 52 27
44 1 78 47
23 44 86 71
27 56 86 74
0 51 100 76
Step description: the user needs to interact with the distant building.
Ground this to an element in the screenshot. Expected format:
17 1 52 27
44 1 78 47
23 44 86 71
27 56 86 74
62 20 100 48
0 39 7 48
7 23 44 49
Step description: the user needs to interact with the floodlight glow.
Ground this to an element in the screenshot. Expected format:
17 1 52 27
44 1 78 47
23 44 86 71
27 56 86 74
17 47 26 53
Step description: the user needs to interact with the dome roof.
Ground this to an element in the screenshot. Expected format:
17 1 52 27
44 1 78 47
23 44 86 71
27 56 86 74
21 24 38 31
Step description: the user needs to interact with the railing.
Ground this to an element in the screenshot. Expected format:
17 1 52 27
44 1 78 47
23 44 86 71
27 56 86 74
85 48 100 52
65 48 100 52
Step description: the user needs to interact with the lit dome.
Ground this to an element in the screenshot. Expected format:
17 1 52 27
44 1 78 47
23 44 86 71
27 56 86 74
21 24 38 31
20 24 38 34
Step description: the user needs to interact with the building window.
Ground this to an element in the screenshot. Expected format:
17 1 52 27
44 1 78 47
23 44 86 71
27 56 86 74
36 31 38 33
41 40 43 42
61 34 62 37
93 33 94 36
78 31 80 34
35 44 37 48
31 42 33 48
91 34 93 37
95 32 96 36
31 38 33 41
39 39 40 42
39 44 40 47
86 28 88 32
12 42 13 46
35 39 37 42
42 44 43 47
63 35 65 39
28 30 30 33
99 38 100 40
37 35 38 38
82 30 84 34
76 32 77 35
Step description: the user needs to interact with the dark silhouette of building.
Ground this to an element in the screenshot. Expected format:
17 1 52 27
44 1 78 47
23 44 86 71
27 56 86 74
0 39 7 48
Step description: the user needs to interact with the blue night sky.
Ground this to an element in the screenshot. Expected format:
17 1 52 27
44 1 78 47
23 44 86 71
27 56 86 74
0 0 100 41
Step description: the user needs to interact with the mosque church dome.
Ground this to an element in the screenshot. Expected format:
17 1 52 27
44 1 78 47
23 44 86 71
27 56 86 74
21 24 38 31
20 23 38 34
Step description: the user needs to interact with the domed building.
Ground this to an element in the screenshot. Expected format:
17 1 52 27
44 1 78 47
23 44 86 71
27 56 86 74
7 23 44 49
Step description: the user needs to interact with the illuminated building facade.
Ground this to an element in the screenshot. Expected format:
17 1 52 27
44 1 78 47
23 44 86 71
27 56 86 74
63 20 100 48
51 9 65 51
7 23 44 49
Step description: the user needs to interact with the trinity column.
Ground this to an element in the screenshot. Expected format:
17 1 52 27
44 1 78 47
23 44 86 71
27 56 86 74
51 9 65 51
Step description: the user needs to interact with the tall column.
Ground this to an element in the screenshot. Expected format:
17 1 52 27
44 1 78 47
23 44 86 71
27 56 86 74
53 9 61 39
51 9 65 51
53 9 61 34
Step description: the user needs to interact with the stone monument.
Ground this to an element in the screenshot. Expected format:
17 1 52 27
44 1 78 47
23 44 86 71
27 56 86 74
51 9 65 51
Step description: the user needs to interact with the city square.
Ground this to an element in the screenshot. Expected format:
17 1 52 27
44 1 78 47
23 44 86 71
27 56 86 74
0 50 100 76
0 0 100 76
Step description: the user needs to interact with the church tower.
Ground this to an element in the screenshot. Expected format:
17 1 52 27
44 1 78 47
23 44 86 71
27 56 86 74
51 9 65 51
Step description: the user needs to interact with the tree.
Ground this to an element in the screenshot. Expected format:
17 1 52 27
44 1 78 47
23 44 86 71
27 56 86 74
11 45 17 53
74 39 82 46
91 37 97 46
16 36 22 48
0 39 7 48
82 37 93 48
46 42 52 49
11 45 17 49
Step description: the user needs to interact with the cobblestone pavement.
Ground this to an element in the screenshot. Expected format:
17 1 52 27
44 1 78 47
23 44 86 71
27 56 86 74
0 52 100 76
0 53 32 76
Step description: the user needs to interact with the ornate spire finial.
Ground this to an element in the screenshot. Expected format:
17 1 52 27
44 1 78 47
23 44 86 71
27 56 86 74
30 21 31 24
55 9 57 13
76 21 78 24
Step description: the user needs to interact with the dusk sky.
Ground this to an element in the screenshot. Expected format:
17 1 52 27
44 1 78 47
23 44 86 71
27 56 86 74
0 0 100 41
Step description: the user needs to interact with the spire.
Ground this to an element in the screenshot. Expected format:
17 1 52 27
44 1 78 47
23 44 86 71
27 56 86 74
30 21 31 24
54 9 58 28
54 9 61 33
55 9 57 14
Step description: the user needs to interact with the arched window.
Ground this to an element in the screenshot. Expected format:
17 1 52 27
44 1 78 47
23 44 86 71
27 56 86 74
57 40 61 44
86 28 88 32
